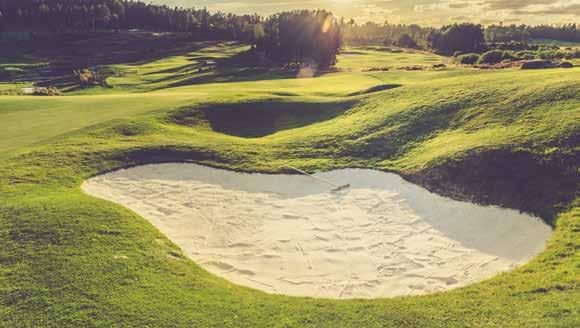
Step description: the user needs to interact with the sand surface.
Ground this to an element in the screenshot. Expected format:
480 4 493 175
82 163 552 299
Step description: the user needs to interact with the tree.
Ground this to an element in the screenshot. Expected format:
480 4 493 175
429 23 484 55
0 10 4 33
477 50 504 64
95 4 111 31
251 23 265 49
340 21 433 47
258 10 342 69
396 34 417 48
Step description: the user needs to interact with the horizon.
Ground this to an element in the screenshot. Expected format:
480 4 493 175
150 0 580 26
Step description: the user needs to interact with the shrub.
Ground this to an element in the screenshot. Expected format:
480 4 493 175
516 50 537 60
33 86 62 96
73 69 95 88
563 49 580 59
457 53 480 65
501 51 520 62
477 50 504 64
0 88 23 96
537 50 567 60
73 68 109 88
521 60 556 70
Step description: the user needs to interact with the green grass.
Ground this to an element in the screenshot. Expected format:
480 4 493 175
337 46 446 70
0 39 579 327
531 38 580 48
0 82 31 94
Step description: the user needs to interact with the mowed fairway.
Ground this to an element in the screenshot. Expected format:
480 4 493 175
337 46 446 70
0 41 578 327
0 94 198 154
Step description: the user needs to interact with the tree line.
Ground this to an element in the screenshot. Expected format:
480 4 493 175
427 23 580 55
340 21 434 48
0 1 341 69
485 23 579 43
342 21 579 55
0 0 262 41
0 1 578 67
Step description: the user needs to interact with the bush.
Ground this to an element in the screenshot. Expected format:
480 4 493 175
521 60 556 70
563 49 580 59
33 86 62 96
558 62 574 68
537 50 567 60
74 69 95 88
501 51 520 62
457 53 480 65
516 50 537 60
477 50 504 64
73 68 109 88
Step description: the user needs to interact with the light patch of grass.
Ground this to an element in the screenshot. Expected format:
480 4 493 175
337 46 446 70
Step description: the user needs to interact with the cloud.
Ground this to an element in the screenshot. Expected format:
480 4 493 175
150 0 580 25
482 0 560 11
512 3 580 16
449 2 471 9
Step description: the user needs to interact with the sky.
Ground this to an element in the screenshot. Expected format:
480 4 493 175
152 0 580 26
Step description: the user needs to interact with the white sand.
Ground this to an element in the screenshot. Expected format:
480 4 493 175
82 163 552 299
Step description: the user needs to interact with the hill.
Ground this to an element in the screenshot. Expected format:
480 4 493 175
0 39 578 327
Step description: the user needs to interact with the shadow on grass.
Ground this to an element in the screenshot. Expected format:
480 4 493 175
153 50 293 90
349 84 403 96
171 99 359 138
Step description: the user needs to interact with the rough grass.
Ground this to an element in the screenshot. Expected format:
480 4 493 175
0 39 578 327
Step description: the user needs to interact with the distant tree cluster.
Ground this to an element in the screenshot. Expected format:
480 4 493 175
485 23 580 42
0 0 261 42
258 10 342 69
0 2 341 68
429 23 580 56
428 23 485 55
455 47 579 66
1 0 578 69
341 21 433 48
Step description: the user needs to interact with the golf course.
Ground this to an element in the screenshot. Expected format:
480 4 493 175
1 3 579 325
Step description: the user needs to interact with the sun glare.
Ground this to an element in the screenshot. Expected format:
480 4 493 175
322 15 333 33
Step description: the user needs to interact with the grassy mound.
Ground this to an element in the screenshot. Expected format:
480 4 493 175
349 84 403 96
171 99 357 138
0 40 578 327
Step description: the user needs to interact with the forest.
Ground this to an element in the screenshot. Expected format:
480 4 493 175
0 0 578 67
0 1 341 68
485 24 580 42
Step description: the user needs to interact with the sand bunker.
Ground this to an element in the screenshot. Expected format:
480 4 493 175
82 163 552 299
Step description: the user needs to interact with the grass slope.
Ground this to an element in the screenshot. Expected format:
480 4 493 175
0 40 578 327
